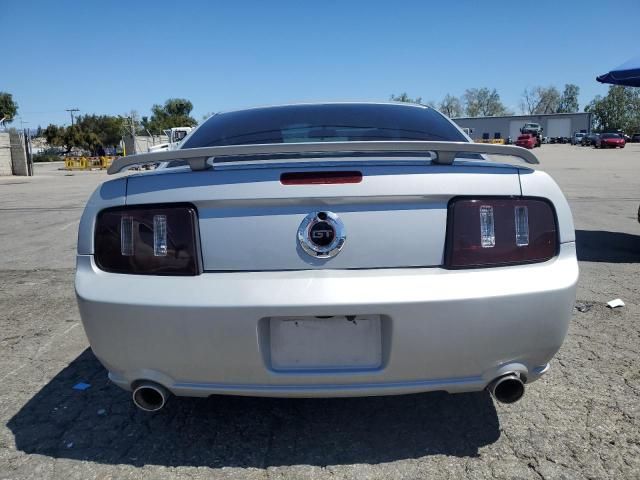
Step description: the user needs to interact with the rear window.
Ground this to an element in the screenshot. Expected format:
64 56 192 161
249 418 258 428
182 103 467 149
601 133 621 139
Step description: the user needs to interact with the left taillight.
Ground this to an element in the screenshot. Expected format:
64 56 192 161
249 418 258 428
94 205 200 275
445 197 558 268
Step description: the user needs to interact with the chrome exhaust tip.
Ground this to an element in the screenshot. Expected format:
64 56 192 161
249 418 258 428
132 382 168 412
487 374 525 404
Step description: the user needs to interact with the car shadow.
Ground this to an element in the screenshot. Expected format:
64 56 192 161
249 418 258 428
7 349 500 468
576 229 640 263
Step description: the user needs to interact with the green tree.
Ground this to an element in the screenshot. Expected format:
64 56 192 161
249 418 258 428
44 124 81 153
75 114 124 148
463 88 511 117
64 125 86 153
585 85 640 133
390 93 423 104
0 92 18 124
142 98 197 134
439 94 463 118
43 124 65 147
43 115 125 154
557 84 580 113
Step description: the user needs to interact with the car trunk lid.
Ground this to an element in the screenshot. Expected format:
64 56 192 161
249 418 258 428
125 162 522 271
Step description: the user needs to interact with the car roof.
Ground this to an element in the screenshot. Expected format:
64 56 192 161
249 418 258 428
210 101 431 117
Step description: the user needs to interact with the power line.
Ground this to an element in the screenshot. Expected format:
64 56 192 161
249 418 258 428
20 110 69 114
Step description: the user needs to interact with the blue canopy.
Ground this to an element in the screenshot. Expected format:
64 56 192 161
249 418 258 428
597 55 640 87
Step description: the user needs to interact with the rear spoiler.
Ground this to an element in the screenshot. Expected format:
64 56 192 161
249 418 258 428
107 141 539 174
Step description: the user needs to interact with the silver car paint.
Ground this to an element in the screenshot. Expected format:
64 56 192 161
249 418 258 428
76 242 577 397
108 139 539 174
124 163 522 270
76 151 578 397
77 177 127 255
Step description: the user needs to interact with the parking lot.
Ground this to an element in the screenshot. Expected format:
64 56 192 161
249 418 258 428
0 145 639 480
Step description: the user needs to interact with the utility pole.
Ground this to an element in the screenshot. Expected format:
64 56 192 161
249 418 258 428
65 108 80 126
125 115 137 155
131 116 137 155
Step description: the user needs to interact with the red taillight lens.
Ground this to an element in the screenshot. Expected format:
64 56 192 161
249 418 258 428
446 198 557 268
280 171 363 185
95 205 200 275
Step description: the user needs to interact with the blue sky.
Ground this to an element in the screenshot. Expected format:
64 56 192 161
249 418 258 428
3 0 638 128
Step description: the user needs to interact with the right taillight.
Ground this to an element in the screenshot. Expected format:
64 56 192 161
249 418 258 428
445 197 558 268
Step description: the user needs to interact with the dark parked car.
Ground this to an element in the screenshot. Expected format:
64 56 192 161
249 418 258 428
631 133 640 143
581 133 599 146
596 133 626 149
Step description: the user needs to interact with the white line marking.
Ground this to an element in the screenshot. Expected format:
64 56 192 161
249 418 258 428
60 222 77 231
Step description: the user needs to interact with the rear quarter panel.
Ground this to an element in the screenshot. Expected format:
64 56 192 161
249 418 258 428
518 168 575 243
77 177 127 255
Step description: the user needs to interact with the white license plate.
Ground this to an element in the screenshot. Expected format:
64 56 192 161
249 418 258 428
269 315 382 371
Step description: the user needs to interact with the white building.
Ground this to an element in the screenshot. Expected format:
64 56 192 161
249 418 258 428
453 112 593 141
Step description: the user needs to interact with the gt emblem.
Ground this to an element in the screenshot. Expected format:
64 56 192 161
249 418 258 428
298 211 346 258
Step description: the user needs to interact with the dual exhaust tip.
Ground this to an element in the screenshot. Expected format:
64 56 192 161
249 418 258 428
132 382 169 412
487 373 525 404
131 374 525 412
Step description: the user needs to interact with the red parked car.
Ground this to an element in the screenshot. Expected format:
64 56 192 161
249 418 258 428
595 133 626 148
515 133 537 149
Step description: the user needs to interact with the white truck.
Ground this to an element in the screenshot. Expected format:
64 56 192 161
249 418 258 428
148 127 193 152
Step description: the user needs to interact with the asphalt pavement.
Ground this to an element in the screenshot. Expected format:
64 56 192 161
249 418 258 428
0 145 639 479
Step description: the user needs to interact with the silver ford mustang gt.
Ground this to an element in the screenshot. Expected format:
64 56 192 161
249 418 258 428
75 103 578 411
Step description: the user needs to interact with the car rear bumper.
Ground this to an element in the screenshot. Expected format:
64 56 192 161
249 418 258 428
75 243 578 398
